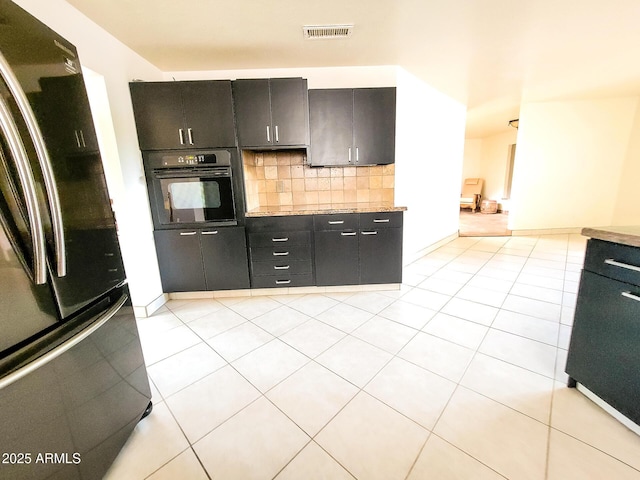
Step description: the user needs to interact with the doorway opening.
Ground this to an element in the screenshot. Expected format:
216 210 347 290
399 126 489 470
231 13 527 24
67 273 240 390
458 143 515 237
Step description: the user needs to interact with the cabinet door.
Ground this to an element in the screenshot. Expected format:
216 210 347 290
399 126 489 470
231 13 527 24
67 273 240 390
566 270 640 423
359 228 403 284
129 82 186 150
233 79 272 147
353 88 396 165
181 81 236 148
201 227 250 290
270 78 309 146
314 230 359 286
153 230 206 292
308 89 353 166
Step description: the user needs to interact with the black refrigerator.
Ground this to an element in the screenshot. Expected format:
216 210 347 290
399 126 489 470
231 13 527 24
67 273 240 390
0 2 152 479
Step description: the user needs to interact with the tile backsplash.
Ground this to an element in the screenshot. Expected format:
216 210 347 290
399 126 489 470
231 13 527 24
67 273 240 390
243 150 395 211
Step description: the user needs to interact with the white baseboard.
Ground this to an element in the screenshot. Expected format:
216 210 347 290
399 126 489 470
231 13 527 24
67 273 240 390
577 383 640 436
404 232 459 265
133 293 169 318
511 227 582 236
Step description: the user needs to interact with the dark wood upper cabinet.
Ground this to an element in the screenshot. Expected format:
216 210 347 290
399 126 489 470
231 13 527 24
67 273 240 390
309 87 396 166
129 80 236 150
233 78 309 148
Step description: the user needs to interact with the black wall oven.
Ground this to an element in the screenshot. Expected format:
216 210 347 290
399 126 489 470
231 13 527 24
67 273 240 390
144 149 241 229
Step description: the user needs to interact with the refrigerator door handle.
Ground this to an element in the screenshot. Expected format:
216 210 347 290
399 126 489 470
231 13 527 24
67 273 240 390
0 51 66 278
0 94 47 284
0 293 128 391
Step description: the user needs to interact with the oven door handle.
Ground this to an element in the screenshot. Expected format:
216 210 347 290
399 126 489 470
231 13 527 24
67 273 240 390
153 168 231 179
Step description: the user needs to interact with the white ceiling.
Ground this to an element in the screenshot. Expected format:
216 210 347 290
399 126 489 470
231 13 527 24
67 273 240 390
67 0 640 138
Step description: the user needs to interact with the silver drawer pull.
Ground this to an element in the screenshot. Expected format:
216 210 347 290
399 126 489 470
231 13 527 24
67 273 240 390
373 218 390 223
341 232 357 236
202 230 218 235
361 231 378 235
621 291 640 302
180 231 197 236
328 220 344 225
272 237 289 242
276 279 291 285
274 265 290 270
604 259 640 273
273 251 289 256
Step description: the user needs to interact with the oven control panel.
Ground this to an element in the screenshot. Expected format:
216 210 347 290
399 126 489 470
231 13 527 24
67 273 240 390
143 149 232 169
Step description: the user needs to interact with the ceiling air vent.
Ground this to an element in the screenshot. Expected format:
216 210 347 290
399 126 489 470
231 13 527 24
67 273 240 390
303 24 354 40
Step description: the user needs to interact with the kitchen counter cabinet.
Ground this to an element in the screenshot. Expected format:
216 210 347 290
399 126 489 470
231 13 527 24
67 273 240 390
313 211 403 286
233 78 309 148
246 215 314 288
308 87 396 166
129 80 236 150
566 237 640 427
154 227 250 292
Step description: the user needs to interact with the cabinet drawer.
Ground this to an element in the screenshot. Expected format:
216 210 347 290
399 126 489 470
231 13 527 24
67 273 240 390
251 273 314 289
251 259 312 276
250 245 311 262
359 211 403 229
584 239 640 287
314 213 359 231
248 230 311 248
246 215 313 233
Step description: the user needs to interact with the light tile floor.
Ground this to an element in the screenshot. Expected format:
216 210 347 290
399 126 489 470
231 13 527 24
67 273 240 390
105 234 640 480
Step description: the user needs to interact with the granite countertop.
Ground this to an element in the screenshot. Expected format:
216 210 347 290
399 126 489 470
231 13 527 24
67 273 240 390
245 203 407 217
582 225 640 248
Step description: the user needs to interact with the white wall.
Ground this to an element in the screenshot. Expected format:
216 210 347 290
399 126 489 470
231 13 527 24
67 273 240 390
509 96 639 231
394 68 467 261
612 100 640 225
15 0 166 311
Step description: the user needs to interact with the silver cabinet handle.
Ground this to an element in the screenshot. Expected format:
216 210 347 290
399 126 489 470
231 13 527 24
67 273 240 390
328 220 344 225
0 293 127 391
373 218 390 223
0 51 65 278
361 231 378 235
341 232 357 236
266 125 271 142
74 130 82 148
0 94 47 284
275 279 291 285
273 251 289 256
274 265 290 270
348 147 352 163
179 128 185 145
605 259 640 273
275 125 279 143
79 129 86 148
187 128 194 145
201 230 218 235
272 237 289 242
356 147 359 163
621 291 640 302
179 231 197 236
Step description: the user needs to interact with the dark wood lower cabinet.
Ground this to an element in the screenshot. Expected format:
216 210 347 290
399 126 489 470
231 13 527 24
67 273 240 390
359 227 403 284
153 227 249 292
314 230 360 286
153 230 206 292
201 228 250 290
566 268 640 424
314 211 403 286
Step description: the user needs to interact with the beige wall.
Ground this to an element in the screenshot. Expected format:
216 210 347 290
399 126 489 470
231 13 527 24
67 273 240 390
509 96 640 231
612 101 640 225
